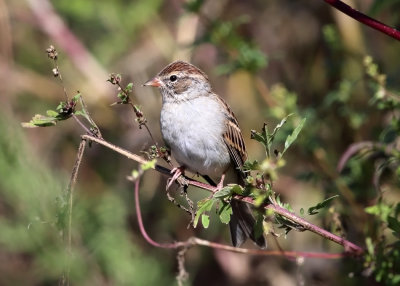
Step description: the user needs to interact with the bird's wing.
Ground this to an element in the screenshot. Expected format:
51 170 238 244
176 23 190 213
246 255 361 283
215 95 247 172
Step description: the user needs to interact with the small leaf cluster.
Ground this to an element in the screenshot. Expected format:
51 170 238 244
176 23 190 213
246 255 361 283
22 93 80 128
108 73 133 105
193 185 243 228
247 115 306 183
273 196 304 235
192 115 316 237
108 74 147 128
364 56 400 114
301 195 339 216
22 46 101 137
246 116 307 233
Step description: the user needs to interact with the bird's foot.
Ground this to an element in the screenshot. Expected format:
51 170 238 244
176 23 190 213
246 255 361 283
210 174 226 196
166 166 186 190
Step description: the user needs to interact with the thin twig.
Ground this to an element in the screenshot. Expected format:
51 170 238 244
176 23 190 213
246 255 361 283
71 114 93 136
134 178 186 249
176 247 190 286
61 138 87 286
324 0 400 41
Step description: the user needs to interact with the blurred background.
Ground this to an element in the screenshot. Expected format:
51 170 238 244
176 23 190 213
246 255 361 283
0 0 399 285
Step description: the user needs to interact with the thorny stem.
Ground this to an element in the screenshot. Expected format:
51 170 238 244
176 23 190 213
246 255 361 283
82 134 364 256
324 0 400 41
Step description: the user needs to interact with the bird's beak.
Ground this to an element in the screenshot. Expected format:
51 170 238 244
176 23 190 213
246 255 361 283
143 77 162 87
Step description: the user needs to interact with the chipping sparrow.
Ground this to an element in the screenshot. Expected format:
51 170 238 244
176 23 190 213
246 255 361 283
144 61 266 248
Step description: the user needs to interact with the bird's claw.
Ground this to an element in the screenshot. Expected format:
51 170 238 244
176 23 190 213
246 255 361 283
209 174 226 197
166 166 185 190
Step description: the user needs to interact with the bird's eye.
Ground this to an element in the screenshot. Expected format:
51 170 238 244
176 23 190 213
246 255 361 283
169 75 177 82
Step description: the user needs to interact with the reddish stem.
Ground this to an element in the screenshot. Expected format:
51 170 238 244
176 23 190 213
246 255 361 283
324 0 400 41
236 196 364 255
134 177 362 258
134 178 184 249
82 135 364 257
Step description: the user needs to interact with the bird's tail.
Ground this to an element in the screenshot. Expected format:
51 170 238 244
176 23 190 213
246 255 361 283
229 172 266 248
229 199 266 248
203 173 267 248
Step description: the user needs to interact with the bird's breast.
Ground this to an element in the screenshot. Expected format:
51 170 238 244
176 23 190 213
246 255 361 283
160 96 231 176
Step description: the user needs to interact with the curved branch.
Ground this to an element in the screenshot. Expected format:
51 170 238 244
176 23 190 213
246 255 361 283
83 134 364 256
133 175 353 259
324 0 400 41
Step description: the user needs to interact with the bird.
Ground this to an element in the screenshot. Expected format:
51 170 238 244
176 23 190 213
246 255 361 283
144 60 266 248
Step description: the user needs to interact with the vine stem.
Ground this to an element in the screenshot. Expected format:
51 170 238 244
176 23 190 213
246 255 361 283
324 0 400 41
133 174 358 259
83 134 364 256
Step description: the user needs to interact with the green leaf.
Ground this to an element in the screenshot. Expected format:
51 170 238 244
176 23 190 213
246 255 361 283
46 110 59 117
201 214 210 228
253 189 267 207
73 93 82 101
125 83 133 92
250 128 268 148
21 114 57 128
269 114 293 144
140 159 156 171
308 195 339 215
218 203 232 224
230 184 244 195
193 199 215 228
131 170 139 180
365 237 374 255
387 216 400 236
74 110 86 116
56 102 64 111
213 186 233 198
243 159 260 171
365 203 392 221
282 118 306 155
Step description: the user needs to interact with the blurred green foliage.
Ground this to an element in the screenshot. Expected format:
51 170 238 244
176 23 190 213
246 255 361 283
53 0 163 64
0 113 172 285
199 16 268 74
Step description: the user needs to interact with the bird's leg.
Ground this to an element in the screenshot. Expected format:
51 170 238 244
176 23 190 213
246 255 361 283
166 166 186 190
211 173 225 194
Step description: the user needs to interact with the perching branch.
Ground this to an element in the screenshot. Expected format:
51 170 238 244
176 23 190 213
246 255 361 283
82 134 364 256
133 176 359 259
324 0 400 41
